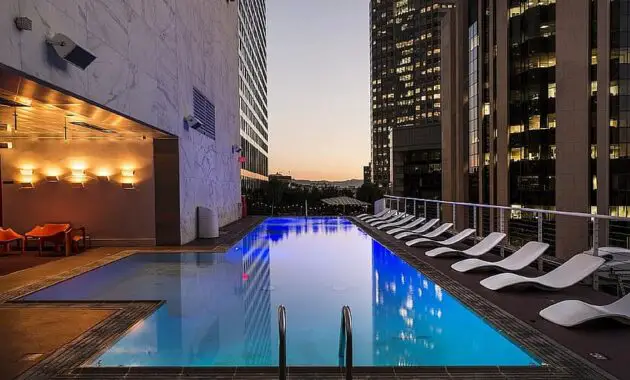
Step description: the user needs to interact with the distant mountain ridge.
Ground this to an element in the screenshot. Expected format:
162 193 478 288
292 178 363 188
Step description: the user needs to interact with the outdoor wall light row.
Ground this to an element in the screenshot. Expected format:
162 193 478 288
16 167 136 189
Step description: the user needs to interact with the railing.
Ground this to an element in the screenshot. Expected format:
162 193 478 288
338 305 353 380
384 195 630 254
278 305 287 380
383 195 630 292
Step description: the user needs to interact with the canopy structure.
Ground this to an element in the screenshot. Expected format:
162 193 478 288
321 196 369 214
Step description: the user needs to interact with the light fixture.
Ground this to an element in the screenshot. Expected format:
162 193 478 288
19 181 34 189
20 168 33 176
0 142 13 149
67 167 89 187
69 121 116 134
121 167 136 189
96 168 112 181
121 169 135 177
71 168 86 177
45 175 60 182
46 33 96 70
71 181 85 189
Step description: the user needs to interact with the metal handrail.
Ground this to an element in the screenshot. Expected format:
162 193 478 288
338 305 353 380
384 195 630 222
278 305 287 380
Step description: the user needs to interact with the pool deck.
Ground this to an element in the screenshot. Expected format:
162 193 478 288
354 217 629 380
0 216 265 380
0 215 626 379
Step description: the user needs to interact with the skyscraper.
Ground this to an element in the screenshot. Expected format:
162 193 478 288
239 0 269 190
370 0 452 198
440 0 630 257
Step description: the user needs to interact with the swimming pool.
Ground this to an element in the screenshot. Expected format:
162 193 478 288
23 217 539 367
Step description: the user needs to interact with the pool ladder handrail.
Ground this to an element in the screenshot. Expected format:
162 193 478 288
278 305 287 380
338 305 353 380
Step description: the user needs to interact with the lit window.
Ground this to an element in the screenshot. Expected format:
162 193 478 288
548 83 556 98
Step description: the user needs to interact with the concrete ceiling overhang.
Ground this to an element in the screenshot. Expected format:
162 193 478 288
0 64 172 140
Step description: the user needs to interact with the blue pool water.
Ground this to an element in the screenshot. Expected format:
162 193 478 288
24 217 538 367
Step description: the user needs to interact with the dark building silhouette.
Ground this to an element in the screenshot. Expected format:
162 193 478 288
370 0 453 197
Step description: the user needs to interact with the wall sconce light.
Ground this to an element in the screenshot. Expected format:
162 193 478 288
121 168 136 190
0 142 12 149
18 167 35 188
45 175 60 182
20 181 35 189
68 168 88 187
121 169 135 177
20 168 33 176
96 168 112 181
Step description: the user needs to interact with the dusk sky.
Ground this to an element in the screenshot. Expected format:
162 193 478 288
267 0 370 181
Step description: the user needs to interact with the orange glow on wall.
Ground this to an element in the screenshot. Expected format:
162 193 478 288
96 168 112 177
70 161 87 171
69 168 87 184
45 167 63 177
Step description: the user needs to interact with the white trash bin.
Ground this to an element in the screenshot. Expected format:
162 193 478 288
198 207 219 238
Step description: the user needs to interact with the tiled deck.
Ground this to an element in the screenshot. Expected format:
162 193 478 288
0 216 265 379
0 215 625 379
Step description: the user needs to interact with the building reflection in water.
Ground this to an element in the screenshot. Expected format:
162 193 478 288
371 240 444 366
263 217 351 244
240 229 272 365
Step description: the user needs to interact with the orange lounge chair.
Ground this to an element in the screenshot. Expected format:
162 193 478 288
25 224 71 255
0 228 25 254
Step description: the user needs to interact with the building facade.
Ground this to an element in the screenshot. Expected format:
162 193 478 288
440 0 630 257
0 0 241 245
239 0 269 191
370 0 451 198
364 164 372 183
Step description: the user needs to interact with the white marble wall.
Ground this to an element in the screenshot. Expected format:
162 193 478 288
0 0 241 243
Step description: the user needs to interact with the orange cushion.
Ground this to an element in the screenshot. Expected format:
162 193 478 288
26 224 70 237
0 228 23 241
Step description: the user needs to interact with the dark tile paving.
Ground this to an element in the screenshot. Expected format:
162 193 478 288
0 306 114 380
0 217 267 380
0 251 64 276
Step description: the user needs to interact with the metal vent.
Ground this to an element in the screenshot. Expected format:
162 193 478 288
192 88 216 140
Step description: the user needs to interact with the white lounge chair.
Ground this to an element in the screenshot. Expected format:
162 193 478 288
371 213 406 227
451 241 549 273
364 210 395 223
539 294 630 327
426 232 506 258
358 209 389 220
387 217 427 234
406 228 475 248
393 220 445 240
480 253 606 291
378 215 415 230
